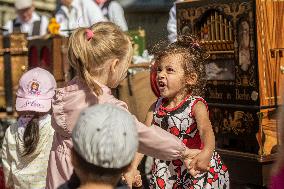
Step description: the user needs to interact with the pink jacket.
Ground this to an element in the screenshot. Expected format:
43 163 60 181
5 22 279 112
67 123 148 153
46 77 185 188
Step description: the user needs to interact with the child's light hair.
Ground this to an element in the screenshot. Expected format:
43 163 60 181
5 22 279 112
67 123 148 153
68 22 132 95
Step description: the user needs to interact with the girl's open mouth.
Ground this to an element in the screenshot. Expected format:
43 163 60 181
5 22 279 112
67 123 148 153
158 81 166 91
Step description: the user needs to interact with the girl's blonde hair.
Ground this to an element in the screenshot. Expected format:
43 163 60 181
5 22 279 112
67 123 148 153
68 22 131 95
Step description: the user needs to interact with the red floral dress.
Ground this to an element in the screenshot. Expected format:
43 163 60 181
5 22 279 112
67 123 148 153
150 96 229 189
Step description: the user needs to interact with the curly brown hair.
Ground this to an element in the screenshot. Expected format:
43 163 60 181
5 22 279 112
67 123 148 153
153 35 209 96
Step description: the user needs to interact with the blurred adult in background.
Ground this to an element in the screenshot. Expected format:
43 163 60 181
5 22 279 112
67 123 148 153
4 0 49 37
55 0 75 36
95 0 128 31
56 0 106 36
167 0 184 43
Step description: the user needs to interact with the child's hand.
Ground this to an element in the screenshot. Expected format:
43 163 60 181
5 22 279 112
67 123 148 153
189 150 212 172
182 148 201 159
182 148 201 176
122 169 141 188
133 172 142 188
185 157 200 177
188 166 201 177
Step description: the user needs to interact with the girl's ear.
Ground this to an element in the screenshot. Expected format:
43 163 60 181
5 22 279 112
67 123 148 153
110 58 120 74
186 73 198 86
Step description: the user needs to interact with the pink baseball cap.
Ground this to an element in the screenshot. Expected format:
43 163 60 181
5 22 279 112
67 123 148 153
16 67 57 112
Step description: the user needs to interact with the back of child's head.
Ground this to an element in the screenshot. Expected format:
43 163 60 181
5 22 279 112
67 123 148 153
154 35 208 96
68 22 132 96
16 67 56 156
72 104 138 185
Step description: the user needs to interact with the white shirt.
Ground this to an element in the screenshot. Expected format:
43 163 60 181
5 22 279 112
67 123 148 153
56 0 106 36
56 4 79 36
79 0 106 26
167 0 184 43
1 114 54 189
4 12 49 37
100 1 128 31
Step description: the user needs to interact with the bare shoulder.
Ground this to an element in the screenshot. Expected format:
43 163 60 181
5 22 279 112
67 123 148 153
192 100 209 119
193 100 207 110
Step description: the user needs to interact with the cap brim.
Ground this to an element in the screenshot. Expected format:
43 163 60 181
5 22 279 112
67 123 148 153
16 97 51 112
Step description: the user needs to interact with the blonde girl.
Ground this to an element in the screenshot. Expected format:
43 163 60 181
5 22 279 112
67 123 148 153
46 22 199 189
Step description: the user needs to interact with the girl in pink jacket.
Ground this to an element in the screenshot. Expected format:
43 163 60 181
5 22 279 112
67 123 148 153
46 22 199 188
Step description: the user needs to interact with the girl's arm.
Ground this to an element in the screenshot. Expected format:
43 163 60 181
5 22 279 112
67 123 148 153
114 98 198 162
136 101 186 160
136 103 200 161
132 103 155 169
189 101 215 171
132 103 156 169
123 103 155 187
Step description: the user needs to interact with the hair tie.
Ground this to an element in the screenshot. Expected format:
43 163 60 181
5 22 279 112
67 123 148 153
192 41 200 48
85 29 94 41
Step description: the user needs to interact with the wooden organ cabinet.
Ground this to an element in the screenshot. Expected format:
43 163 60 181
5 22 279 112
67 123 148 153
28 36 71 88
0 33 28 113
177 0 283 187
